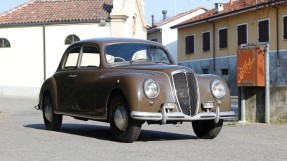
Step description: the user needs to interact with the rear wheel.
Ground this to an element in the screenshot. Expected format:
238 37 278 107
192 119 223 139
109 95 142 143
42 95 62 131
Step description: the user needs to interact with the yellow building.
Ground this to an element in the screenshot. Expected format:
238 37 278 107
172 0 287 95
172 0 287 122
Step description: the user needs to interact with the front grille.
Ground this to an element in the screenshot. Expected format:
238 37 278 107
172 72 198 116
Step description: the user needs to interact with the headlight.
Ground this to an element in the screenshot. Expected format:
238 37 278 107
143 79 160 99
210 80 226 99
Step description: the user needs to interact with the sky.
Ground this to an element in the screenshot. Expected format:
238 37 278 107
0 0 230 24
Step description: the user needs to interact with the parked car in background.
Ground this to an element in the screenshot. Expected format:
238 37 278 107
35 37 235 143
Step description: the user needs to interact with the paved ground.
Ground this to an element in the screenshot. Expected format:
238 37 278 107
0 97 286 161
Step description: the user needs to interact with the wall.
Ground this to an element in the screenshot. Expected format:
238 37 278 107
177 6 287 63
148 9 206 63
0 26 44 97
111 0 147 39
178 5 287 93
0 23 110 97
45 23 110 78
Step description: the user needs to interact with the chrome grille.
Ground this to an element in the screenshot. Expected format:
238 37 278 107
173 72 198 116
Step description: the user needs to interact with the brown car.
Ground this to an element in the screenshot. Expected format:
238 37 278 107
35 37 235 143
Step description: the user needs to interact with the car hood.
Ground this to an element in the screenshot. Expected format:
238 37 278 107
109 63 194 75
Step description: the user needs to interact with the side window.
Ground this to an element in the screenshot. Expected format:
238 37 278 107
202 32 210 51
219 28 228 48
80 46 100 68
258 19 269 42
64 47 80 68
65 34 80 45
0 38 11 48
150 48 169 63
185 35 194 54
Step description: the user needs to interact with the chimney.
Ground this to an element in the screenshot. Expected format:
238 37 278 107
215 3 224 13
230 0 233 5
162 10 167 21
151 15 154 26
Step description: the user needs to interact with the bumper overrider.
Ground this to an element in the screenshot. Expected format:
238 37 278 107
130 103 235 124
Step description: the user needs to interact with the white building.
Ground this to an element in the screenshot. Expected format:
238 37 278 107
147 7 207 63
0 0 147 97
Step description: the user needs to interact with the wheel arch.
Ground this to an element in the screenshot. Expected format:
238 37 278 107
39 77 59 111
106 88 128 120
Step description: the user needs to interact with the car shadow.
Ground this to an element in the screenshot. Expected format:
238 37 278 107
24 123 197 142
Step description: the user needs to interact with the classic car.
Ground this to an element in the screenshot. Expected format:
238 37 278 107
35 37 235 143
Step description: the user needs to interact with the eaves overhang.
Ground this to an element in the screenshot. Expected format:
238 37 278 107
171 1 284 29
147 27 161 34
0 19 111 28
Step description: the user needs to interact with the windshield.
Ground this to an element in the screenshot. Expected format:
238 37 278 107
105 43 173 65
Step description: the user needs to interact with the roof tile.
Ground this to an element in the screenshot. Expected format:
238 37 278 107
0 0 113 25
172 0 284 28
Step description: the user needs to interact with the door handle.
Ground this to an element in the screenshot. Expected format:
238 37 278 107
68 75 78 78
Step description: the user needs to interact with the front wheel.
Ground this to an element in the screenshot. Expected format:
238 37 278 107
192 119 223 139
42 95 63 131
109 95 142 143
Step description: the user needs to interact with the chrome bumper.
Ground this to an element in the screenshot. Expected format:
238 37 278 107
131 106 235 124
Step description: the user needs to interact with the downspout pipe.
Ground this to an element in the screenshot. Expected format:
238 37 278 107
43 24 46 81
273 6 280 66
211 22 216 73
265 43 270 123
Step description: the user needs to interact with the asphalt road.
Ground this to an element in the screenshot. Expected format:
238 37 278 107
0 97 286 161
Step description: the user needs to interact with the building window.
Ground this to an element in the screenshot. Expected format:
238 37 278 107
283 16 287 40
221 69 229 75
65 34 80 45
150 38 157 42
202 32 210 51
258 19 269 42
202 68 209 74
132 16 137 35
185 35 194 54
0 38 11 48
237 24 247 45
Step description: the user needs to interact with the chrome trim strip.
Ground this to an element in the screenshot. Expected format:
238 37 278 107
131 112 162 121
131 110 235 123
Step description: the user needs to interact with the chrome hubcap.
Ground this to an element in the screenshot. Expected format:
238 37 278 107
44 104 53 122
114 105 128 131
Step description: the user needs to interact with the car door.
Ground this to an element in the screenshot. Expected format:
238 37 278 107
72 46 102 116
55 46 81 113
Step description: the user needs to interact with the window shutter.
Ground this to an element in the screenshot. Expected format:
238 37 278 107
284 17 287 39
259 20 269 42
219 29 227 48
237 25 247 45
185 37 190 53
185 35 195 54
202 32 210 51
190 35 194 53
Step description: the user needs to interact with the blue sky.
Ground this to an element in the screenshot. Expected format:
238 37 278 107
0 0 229 24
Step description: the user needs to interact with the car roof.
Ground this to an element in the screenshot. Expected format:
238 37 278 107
71 37 161 46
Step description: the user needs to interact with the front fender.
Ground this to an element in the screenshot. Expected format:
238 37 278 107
105 71 175 113
197 74 231 112
38 77 58 111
